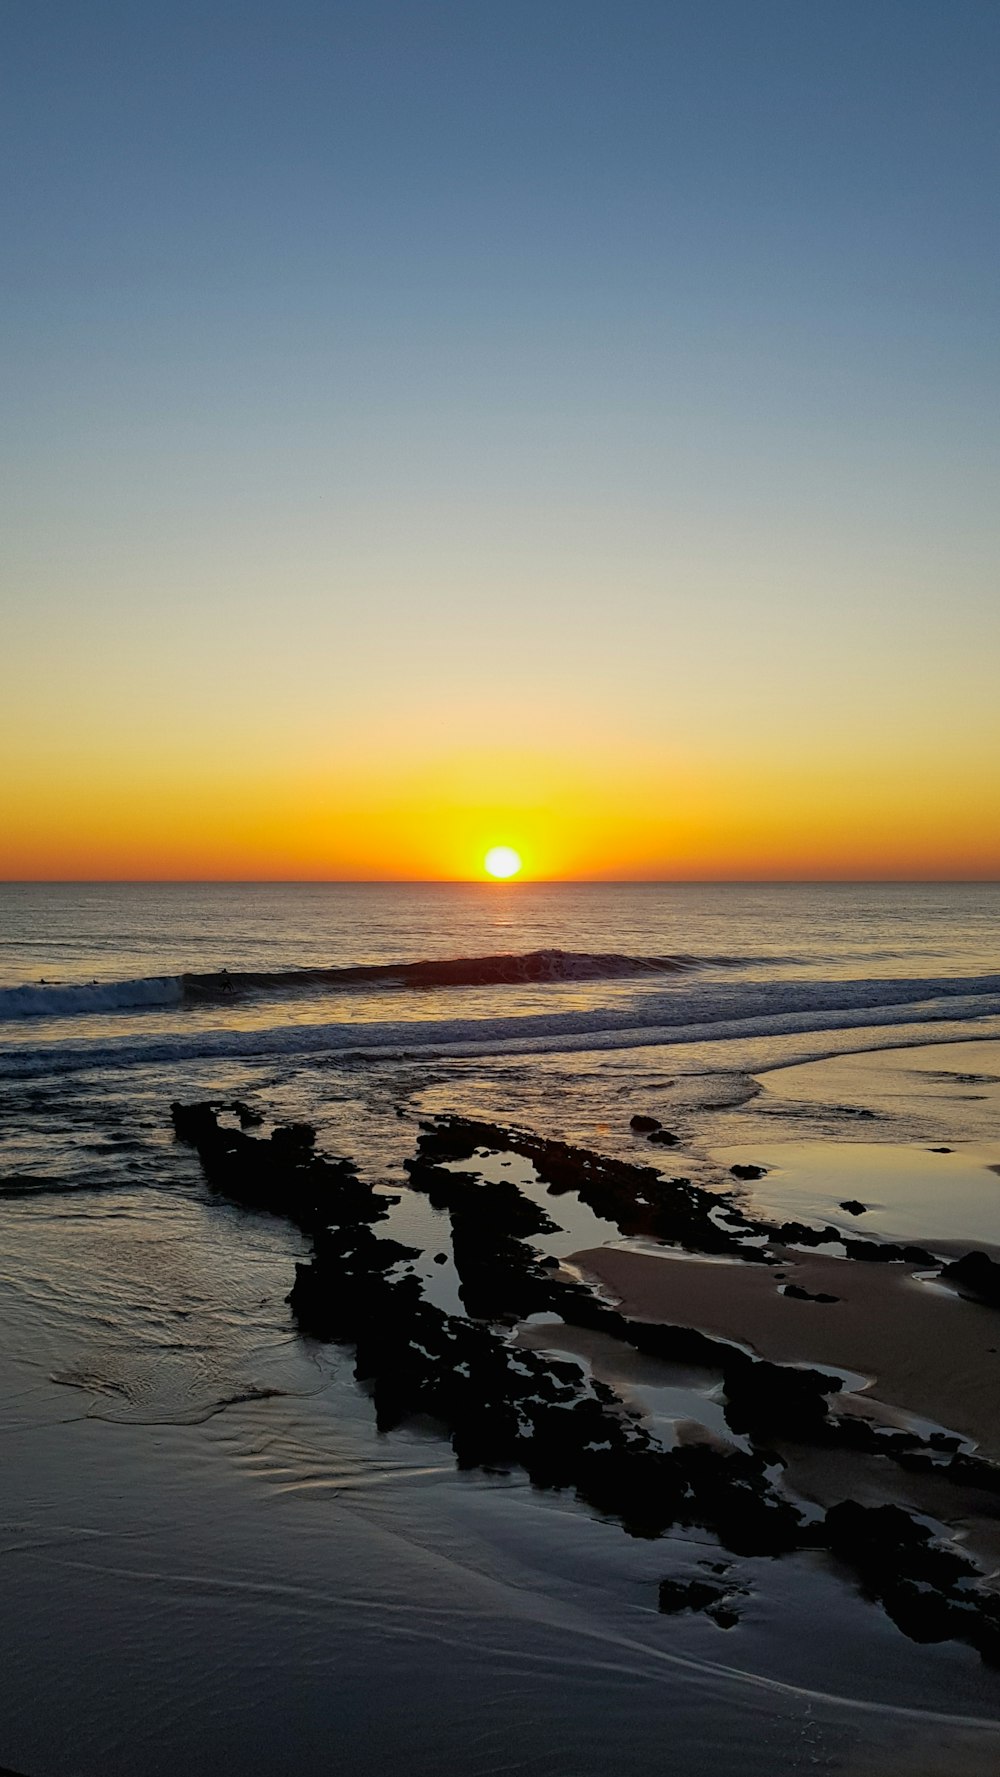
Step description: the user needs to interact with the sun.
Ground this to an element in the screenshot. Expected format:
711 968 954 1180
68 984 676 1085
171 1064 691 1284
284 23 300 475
484 845 522 880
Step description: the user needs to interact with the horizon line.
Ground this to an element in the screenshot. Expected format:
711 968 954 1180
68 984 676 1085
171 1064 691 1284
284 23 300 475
2 877 999 889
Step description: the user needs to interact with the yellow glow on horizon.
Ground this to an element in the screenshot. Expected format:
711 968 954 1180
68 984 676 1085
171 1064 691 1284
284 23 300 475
484 845 523 879
3 723 1000 881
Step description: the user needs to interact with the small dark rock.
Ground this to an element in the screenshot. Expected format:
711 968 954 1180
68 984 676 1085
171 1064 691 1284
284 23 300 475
778 1221 843 1247
647 1129 679 1146
659 1578 724 1614
730 1163 767 1181
782 1284 840 1303
433 1251 448 1264
630 1115 661 1133
839 1200 868 1216
659 1576 742 1629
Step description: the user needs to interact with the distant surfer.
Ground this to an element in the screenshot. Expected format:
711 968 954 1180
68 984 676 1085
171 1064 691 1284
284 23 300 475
219 968 234 995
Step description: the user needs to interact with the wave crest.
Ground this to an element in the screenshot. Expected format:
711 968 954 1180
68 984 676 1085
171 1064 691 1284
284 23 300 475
182 947 717 996
0 976 184 1021
0 949 726 1021
2 975 1000 1077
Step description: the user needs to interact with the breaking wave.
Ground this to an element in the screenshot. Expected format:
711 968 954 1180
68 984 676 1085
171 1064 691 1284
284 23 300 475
2 974 1000 1079
0 948 730 1022
0 975 185 1021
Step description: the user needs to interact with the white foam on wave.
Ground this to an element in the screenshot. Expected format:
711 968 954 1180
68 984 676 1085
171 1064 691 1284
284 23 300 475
2 983 1000 1080
0 977 184 1021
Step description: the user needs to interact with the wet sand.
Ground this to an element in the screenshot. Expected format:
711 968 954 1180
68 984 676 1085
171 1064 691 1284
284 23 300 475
569 1243 1000 1457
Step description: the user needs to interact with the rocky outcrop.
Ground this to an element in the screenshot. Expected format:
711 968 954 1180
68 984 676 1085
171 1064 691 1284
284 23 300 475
823 1502 1000 1662
170 1101 387 1232
940 1250 1000 1309
413 1115 758 1256
171 1101 1000 1663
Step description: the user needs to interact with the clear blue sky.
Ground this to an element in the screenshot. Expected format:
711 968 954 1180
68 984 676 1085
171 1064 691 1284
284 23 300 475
2 2 998 878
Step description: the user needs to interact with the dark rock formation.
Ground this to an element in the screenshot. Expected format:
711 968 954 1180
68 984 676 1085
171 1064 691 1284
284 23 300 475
839 1200 867 1216
823 1501 1000 1662
170 1100 1000 1663
230 1100 263 1127
722 1356 841 1442
630 1115 661 1133
730 1163 767 1181
940 1250 1000 1309
777 1221 844 1247
170 1101 385 1232
841 1238 936 1265
413 1115 758 1257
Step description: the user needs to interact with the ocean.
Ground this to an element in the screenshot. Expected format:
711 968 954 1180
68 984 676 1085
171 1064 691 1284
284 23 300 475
3 881 1000 1777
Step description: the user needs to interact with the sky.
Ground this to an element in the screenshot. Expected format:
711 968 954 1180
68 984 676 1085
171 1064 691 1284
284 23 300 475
2 0 998 880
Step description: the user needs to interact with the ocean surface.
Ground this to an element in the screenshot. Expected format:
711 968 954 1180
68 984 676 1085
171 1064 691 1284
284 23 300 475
3 881 1000 1777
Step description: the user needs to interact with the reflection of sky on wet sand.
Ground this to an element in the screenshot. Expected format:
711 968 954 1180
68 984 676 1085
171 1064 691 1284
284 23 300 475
759 1038 1000 1147
715 1137 1000 1250
709 1038 1000 1248
515 1317 738 1450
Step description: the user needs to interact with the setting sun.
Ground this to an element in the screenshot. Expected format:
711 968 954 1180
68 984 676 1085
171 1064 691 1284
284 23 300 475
484 845 522 879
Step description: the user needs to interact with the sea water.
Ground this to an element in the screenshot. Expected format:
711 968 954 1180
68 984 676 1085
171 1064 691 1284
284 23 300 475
3 882 1000 1776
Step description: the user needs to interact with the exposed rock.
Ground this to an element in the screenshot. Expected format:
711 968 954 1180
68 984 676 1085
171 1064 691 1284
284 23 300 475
230 1100 263 1127
839 1200 867 1216
630 1115 661 1133
730 1163 767 1181
940 1250 1000 1309
658 1576 742 1628
778 1221 843 1247
722 1356 841 1442
822 1501 1000 1661
781 1284 840 1303
170 1101 384 1232
647 1129 680 1146
415 1115 759 1257
842 1238 936 1266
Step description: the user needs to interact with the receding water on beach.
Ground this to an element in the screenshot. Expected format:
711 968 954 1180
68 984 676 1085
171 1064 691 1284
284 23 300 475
4 882 1000 1776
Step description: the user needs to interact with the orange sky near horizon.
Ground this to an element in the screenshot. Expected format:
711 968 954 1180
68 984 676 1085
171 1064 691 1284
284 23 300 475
4 726 999 881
